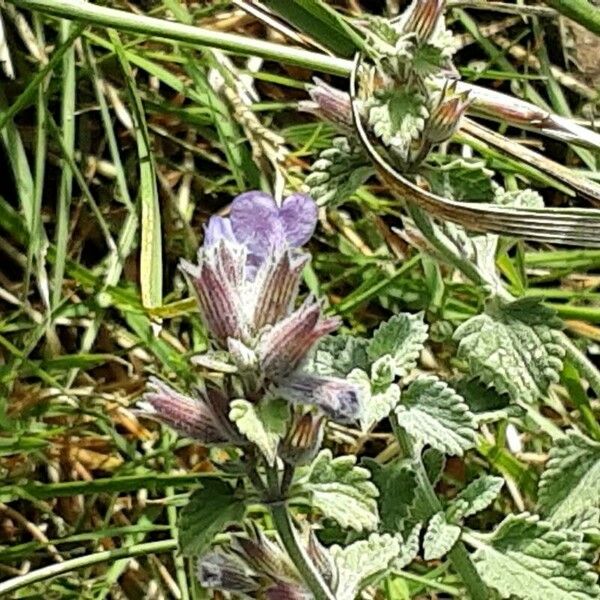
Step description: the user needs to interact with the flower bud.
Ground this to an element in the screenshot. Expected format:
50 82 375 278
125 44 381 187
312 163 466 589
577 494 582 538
279 412 325 466
180 240 248 346
252 250 309 331
276 372 363 423
402 0 445 43
139 377 243 445
425 84 471 144
299 78 354 132
258 299 340 379
197 551 259 594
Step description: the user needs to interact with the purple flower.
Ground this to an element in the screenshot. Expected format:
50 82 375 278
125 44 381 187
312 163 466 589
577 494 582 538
205 191 317 278
138 377 243 445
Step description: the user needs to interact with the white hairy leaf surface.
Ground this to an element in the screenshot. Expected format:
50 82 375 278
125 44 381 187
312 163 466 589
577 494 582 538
331 533 400 600
454 299 564 403
306 137 373 207
367 312 428 378
423 512 461 560
229 399 282 465
471 513 600 599
448 475 504 522
304 449 379 532
396 376 476 455
538 431 600 523
348 368 401 431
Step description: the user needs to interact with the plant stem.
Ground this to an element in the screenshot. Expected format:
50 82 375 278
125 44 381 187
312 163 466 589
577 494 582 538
8 0 353 75
0 539 177 595
391 416 489 600
264 465 334 600
269 502 335 600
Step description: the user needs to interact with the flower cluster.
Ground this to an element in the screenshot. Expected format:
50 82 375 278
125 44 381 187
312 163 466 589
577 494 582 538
198 524 337 599
140 191 363 448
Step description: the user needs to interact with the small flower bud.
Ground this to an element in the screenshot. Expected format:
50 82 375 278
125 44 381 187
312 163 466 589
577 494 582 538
425 84 471 144
279 412 325 466
258 299 340 378
299 78 354 132
402 0 445 43
197 551 259 594
139 378 229 444
180 241 248 346
139 377 244 446
252 250 309 331
276 372 363 423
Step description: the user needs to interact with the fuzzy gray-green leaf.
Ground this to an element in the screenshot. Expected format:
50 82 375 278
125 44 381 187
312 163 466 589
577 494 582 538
538 431 600 523
396 376 476 456
454 300 564 403
368 313 428 378
423 512 461 560
304 449 379 532
471 513 600 599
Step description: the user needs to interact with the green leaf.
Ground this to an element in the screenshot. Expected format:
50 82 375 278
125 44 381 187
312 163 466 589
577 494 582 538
422 447 446 487
307 137 374 207
304 449 379 532
454 299 565 403
396 376 476 456
423 157 495 202
110 31 162 309
348 369 400 431
261 0 363 56
310 334 370 377
179 480 245 556
538 431 600 523
331 533 400 600
448 475 504 522
368 313 428 379
367 90 428 161
423 512 461 560
229 399 285 465
363 458 416 534
471 513 600 599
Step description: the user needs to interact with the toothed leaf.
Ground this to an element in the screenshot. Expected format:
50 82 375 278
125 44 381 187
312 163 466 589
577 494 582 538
396 376 476 456
538 431 600 523
304 449 379 532
331 533 400 600
179 480 245 556
448 475 504 522
454 299 564 403
306 137 373 207
423 512 461 560
368 313 428 378
472 513 600 599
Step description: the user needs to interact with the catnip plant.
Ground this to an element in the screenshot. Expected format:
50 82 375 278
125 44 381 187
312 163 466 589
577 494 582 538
138 2 600 600
139 187 600 600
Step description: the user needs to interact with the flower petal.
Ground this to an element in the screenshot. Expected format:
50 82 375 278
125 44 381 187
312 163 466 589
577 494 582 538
230 191 285 265
279 193 318 247
204 215 236 247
